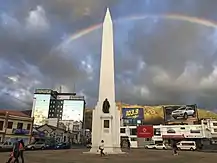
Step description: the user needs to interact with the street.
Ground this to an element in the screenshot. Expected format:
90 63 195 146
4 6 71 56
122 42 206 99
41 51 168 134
1 149 217 163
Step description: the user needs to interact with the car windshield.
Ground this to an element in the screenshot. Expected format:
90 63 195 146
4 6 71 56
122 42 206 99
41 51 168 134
177 107 186 110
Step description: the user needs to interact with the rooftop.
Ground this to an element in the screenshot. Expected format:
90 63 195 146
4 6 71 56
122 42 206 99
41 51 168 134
0 110 30 117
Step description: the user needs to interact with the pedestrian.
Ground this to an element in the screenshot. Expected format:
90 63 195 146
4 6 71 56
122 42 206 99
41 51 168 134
14 138 20 163
19 139 25 163
127 139 131 151
172 141 178 155
6 151 15 163
99 140 105 157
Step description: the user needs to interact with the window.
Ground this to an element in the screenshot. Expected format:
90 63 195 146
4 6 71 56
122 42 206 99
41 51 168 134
203 122 207 125
120 128 125 133
130 137 137 141
190 130 200 133
0 121 4 130
104 120 109 128
214 129 217 132
73 125 79 131
181 143 195 146
167 129 176 133
180 127 185 130
17 123 23 129
7 122 13 129
130 128 137 135
154 128 161 136
213 123 217 126
36 142 44 144
27 124 31 130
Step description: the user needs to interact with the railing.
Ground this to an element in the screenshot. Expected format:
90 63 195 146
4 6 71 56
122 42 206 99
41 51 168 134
12 129 30 135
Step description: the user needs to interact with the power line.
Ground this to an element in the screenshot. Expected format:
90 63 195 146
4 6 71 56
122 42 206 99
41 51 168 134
4 92 32 107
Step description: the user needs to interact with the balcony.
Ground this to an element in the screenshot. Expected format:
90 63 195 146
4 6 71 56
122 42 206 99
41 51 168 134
12 129 30 135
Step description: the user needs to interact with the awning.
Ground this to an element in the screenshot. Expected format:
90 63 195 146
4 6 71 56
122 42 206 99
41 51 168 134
162 135 184 139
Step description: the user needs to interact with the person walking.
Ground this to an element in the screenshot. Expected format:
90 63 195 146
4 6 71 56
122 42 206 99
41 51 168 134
19 139 25 163
6 151 15 163
12 138 20 163
172 141 178 155
127 139 131 151
99 140 105 157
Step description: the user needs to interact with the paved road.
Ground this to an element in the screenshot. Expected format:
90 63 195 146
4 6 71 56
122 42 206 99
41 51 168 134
1 149 217 163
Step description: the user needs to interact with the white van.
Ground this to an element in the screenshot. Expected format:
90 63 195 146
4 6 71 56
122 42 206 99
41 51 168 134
176 141 197 151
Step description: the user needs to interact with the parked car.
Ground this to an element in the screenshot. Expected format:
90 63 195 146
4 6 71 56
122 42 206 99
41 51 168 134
25 142 46 150
155 144 168 150
145 144 156 149
176 141 197 151
54 142 71 149
171 106 195 119
0 141 13 150
145 143 169 150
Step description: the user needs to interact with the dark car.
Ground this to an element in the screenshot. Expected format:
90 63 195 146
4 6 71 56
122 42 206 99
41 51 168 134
54 142 70 149
45 143 56 150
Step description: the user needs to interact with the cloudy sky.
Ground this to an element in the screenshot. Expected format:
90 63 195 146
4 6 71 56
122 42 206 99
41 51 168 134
1 0 217 110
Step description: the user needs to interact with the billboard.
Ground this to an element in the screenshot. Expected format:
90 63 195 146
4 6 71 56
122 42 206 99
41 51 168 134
62 100 84 121
137 125 153 138
122 108 144 119
163 104 198 123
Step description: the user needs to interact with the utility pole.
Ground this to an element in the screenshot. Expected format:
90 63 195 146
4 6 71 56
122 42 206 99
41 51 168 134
59 85 62 93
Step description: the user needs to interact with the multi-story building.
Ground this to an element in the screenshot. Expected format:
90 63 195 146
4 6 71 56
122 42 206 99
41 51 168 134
120 126 138 148
31 89 85 126
120 119 217 148
0 110 34 144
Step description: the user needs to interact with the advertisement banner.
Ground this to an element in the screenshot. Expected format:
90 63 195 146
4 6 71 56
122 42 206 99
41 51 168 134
163 104 198 123
122 108 144 119
137 125 154 138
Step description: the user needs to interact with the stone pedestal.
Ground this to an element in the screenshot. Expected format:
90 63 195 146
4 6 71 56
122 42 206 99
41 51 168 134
88 103 123 154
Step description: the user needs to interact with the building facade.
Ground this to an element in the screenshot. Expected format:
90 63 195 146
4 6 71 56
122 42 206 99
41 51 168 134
31 89 85 126
36 124 70 143
0 110 33 145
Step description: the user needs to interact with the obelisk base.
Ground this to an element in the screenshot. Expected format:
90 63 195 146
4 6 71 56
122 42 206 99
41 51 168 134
84 146 125 154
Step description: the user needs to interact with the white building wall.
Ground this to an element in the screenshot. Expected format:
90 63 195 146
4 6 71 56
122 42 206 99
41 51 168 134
120 126 138 148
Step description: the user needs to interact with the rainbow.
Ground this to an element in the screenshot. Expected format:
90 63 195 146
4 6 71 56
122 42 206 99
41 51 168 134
40 14 217 65
61 14 217 46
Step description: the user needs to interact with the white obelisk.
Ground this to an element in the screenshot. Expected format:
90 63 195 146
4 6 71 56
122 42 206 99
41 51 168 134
88 8 123 154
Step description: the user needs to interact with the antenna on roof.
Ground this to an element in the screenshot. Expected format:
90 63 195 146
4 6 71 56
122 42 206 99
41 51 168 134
59 85 62 93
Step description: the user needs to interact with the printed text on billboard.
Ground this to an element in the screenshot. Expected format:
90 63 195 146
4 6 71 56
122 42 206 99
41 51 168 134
122 108 144 119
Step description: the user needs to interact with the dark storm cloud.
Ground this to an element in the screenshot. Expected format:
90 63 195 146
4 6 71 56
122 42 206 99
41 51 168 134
1 0 217 110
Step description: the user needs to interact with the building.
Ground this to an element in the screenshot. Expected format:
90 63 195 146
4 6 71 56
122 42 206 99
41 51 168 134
120 126 138 148
0 110 34 144
35 124 70 143
31 89 85 126
46 118 83 143
201 119 217 143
